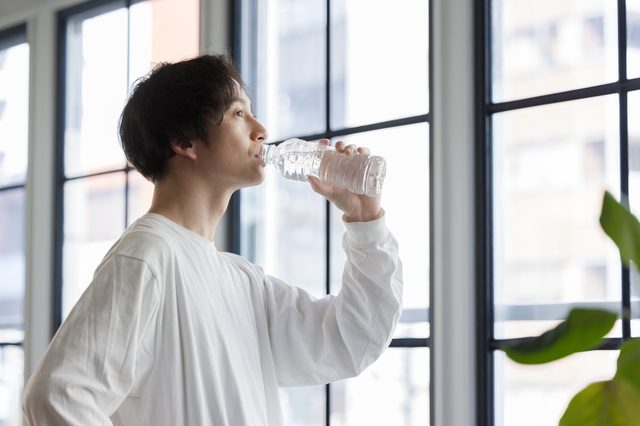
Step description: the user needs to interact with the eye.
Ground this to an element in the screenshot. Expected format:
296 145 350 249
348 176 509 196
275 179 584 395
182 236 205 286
235 110 244 117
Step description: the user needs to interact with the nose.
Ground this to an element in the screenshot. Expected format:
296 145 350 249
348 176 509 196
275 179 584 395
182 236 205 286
251 117 268 143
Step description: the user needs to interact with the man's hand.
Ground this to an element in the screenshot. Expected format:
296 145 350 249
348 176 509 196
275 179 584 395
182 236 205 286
308 139 383 223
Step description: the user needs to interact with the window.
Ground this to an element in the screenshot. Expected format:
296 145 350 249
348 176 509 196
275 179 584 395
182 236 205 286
56 0 198 326
480 0 639 424
235 0 430 424
0 23 28 426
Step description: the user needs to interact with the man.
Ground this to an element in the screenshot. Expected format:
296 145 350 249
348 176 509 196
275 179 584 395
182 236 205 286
23 54 403 425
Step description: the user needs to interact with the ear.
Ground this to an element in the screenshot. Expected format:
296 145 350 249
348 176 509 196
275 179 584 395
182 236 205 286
170 139 198 160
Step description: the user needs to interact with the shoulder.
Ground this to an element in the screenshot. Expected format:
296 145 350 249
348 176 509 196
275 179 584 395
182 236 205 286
97 218 176 276
219 251 261 272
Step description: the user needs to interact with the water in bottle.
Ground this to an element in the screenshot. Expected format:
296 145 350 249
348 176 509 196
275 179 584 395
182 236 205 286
261 138 386 197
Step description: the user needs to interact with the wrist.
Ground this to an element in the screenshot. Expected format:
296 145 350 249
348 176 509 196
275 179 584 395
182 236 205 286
343 208 383 223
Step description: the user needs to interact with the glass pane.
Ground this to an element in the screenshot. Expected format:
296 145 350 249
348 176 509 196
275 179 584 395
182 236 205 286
0 42 29 188
493 95 622 339
330 0 428 129
128 0 200 86
628 0 640 79
63 173 126 318
492 0 617 103
253 0 326 141
495 349 618 426
279 385 325 426
64 7 129 177
331 348 429 425
0 345 24 426
0 188 25 343
240 162 327 298
627 90 640 335
330 124 429 339
127 170 155 226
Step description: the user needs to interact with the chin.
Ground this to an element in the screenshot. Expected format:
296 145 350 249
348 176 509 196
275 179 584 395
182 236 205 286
243 173 266 189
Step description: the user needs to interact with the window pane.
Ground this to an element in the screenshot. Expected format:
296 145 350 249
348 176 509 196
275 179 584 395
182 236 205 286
330 124 429 339
330 0 428 129
628 0 640 79
0 188 25 343
64 7 129 178
253 0 326 141
129 0 200 85
63 173 126 318
0 345 24 426
493 95 622 339
492 0 617 103
279 385 325 426
240 165 327 298
127 170 155 226
494 349 618 426
331 348 429 426
627 90 640 335
0 42 29 188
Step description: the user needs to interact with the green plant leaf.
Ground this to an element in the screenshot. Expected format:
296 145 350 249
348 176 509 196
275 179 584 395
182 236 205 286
615 338 640 396
500 308 616 364
559 379 640 426
600 191 640 268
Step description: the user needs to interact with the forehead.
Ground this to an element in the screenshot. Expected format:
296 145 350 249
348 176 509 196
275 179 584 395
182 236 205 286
229 90 253 109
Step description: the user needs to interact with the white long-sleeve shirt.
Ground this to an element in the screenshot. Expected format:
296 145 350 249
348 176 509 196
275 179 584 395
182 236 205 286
23 212 403 425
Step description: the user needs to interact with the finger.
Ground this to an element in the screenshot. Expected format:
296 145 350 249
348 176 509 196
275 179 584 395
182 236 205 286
334 141 346 152
356 146 371 155
344 144 358 155
318 139 330 146
308 176 330 197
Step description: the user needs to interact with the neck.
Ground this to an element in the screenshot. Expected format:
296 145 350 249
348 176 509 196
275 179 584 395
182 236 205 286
147 174 233 242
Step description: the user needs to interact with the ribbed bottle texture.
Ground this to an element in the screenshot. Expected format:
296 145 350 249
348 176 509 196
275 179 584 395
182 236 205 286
262 138 386 197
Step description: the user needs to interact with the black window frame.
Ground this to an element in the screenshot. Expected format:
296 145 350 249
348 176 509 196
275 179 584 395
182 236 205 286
0 22 28 350
232 0 432 425
475 0 635 424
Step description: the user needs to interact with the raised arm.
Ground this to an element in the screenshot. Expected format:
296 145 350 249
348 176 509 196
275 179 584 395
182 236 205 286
264 212 403 387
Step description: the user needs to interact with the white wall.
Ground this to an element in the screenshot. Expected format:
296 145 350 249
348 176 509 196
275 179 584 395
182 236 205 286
431 0 477 423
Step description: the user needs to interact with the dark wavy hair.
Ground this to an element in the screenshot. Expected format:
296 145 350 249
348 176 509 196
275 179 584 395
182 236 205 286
118 54 245 182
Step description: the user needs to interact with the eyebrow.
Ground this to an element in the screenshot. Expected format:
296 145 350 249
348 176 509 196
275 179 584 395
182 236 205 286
230 97 254 114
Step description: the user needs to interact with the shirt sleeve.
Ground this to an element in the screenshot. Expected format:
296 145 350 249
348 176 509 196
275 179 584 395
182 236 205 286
23 254 160 426
264 212 403 387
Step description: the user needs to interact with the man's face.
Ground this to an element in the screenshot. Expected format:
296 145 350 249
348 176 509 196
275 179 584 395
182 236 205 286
197 90 269 192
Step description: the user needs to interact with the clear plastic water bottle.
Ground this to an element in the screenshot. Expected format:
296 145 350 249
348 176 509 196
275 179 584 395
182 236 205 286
261 138 387 197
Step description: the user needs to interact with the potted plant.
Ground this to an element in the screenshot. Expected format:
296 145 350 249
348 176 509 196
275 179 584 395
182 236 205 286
501 191 640 425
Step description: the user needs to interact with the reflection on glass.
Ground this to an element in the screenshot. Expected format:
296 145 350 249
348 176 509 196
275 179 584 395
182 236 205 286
253 0 326 141
330 124 429 339
628 0 640 79
330 0 428 129
241 165 327 298
492 0 617 102
63 173 126 318
129 0 200 86
279 385 325 426
493 95 622 339
0 42 29 187
331 348 429 426
495 349 618 426
64 0 200 179
64 7 129 178
0 188 25 342
0 345 24 426
626 90 640 335
127 170 155 226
